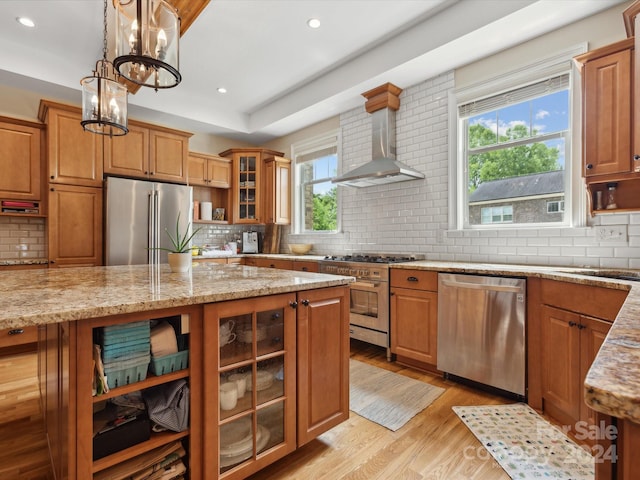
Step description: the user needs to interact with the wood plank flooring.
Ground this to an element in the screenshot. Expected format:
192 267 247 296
247 340 512 480
0 341 514 480
0 350 52 480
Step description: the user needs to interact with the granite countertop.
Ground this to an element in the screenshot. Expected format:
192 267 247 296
0 263 353 330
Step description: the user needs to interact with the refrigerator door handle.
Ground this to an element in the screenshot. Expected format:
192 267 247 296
154 190 160 264
148 191 155 264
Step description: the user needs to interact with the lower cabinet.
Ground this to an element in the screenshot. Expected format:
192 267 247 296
529 278 629 480
204 293 298 479
297 285 350 445
390 269 438 370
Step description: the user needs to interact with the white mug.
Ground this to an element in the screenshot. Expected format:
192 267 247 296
220 382 238 410
220 320 235 336
229 373 247 398
220 331 236 347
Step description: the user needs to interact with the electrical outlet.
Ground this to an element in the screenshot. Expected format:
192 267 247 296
595 225 627 243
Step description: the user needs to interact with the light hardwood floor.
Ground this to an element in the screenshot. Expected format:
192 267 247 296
0 341 513 480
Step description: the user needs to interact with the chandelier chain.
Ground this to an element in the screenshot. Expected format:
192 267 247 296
102 0 108 61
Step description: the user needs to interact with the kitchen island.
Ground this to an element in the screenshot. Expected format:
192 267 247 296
0 263 353 480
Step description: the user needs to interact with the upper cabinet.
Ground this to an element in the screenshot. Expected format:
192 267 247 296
188 152 231 188
219 148 285 225
0 117 43 203
263 156 291 225
104 121 191 184
575 39 634 179
38 100 104 187
575 34 640 214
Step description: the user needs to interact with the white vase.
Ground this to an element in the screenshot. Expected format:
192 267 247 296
168 252 192 273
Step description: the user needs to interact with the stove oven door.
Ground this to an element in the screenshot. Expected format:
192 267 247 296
349 280 388 333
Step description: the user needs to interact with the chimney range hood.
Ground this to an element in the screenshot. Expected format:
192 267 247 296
332 82 425 188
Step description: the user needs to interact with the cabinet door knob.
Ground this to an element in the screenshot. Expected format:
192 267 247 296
301 299 310 306
301 267 308 271
50 187 55 191
50 175 55 179
586 164 593 170
569 321 577 327
634 155 640 161
289 301 298 309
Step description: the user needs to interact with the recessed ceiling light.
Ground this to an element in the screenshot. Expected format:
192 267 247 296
16 17 35 28
307 18 321 29
217 87 227 94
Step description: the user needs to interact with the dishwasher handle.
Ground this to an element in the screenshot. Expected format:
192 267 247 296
439 278 523 294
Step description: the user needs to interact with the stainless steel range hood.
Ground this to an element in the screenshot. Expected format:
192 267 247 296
332 83 425 188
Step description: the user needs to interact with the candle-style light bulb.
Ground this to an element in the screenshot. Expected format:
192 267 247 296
91 95 98 119
129 19 138 53
109 98 119 123
155 29 167 60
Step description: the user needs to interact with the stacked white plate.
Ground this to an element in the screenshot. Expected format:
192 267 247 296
246 370 274 391
219 418 270 467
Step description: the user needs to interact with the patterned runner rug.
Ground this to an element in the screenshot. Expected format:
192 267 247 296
349 359 445 432
453 403 594 480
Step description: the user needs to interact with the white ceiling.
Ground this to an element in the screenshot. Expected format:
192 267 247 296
0 0 628 144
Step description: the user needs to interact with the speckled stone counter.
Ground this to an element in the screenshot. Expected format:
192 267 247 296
0 263 353 330
393 260 640 424
0 259 49 267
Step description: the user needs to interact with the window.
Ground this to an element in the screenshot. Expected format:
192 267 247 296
458 72 571 228
292 132 340 233
547 200 564 213
481 205 513 224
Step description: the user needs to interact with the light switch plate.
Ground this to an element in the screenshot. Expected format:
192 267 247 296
595 225 627 243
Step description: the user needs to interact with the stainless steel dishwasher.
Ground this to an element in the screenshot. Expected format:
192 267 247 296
437 273 526 397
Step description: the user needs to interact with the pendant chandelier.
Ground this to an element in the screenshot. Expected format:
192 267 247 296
80 0 128 136
113 0 181 90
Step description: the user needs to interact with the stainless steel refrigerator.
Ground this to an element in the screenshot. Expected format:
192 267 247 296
105 176 193 265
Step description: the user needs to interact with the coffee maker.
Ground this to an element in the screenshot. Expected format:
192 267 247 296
242 231 259 253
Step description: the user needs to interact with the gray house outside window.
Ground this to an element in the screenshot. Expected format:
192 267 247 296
468 170 564 225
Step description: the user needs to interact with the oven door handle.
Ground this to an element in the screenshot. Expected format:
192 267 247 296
351 280 380 290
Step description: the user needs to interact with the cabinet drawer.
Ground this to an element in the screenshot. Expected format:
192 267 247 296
390 269 438 291
0 325 38 348
540 279 627 321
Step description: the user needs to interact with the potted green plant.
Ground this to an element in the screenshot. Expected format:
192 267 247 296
156 213 201 272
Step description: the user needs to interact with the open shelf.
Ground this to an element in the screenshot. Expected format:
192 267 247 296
92 368 189 403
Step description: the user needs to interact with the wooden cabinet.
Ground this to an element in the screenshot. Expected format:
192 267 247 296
245 257 294 270
574 38 640 213
188 152 231 188
576 39 633 178
48 184 102 267
0 325 37 355
292 260 318 272
38 101 104 188
390 269 438 370
104 121 191 184
263 156 291 225
0 117 43 203
203 294 297 478
219 149 284 224
540 306 612 429
46 306 203 479
296 285 350 445
526 278 628 480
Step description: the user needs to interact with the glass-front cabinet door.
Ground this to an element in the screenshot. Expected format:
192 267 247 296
237 154 259 222
203 293 296 479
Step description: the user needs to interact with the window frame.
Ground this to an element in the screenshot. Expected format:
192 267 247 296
290 130 342 235
448 44 587 231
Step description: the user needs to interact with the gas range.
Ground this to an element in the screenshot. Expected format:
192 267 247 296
322 253 424 264
319 253 424 281
318 252 424 359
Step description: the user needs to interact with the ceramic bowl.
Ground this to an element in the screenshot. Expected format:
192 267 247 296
289 243 313 255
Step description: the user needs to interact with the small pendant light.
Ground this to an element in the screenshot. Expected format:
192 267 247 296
80 0 128 136
113 0 181 90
